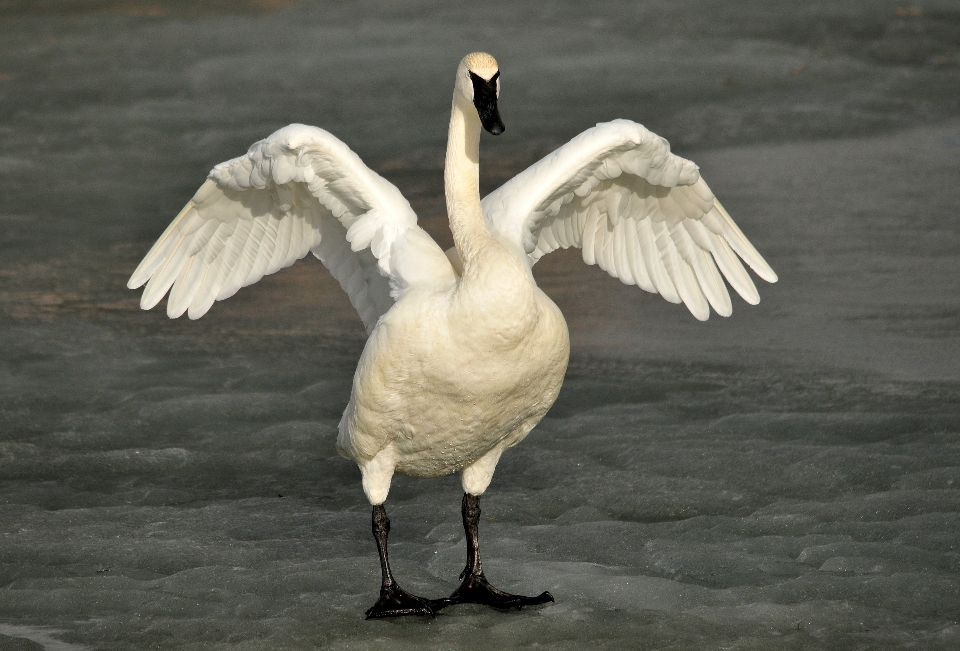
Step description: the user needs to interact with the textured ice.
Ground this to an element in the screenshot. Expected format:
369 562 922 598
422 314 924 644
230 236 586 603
1 0 959 649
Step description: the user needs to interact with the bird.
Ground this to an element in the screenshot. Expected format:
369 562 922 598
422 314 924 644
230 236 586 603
127 52 777 618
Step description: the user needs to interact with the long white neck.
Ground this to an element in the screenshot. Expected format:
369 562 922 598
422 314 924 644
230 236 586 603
445 94 495 267
443 83 541 340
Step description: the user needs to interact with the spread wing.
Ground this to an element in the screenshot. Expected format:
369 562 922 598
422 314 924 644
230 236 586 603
481 119 777 320
128 124 455 332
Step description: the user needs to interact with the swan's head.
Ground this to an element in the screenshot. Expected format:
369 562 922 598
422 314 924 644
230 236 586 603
456 52 504 136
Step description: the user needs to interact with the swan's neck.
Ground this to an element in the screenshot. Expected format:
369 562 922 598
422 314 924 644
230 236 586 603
443 92 542 340
445 95 495 265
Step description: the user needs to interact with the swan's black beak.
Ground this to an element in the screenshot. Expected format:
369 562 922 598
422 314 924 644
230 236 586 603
470 71 504 136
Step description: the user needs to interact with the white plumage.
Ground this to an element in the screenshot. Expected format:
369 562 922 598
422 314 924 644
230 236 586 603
128 52 777 617
128 123 452 332
482 119 777 321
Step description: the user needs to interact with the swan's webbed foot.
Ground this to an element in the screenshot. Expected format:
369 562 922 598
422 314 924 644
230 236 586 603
365 583 436 619
433 492 555 613
433 569 553 611
366 504 436 619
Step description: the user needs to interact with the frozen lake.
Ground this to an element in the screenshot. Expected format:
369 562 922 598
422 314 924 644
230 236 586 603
1 0 959 648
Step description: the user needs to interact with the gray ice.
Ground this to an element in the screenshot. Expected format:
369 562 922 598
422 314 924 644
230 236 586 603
0 1 958 649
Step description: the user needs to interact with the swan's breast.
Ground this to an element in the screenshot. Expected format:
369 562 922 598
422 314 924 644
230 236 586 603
338 284 569 477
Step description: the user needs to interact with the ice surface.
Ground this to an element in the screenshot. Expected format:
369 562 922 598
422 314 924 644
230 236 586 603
1 1 959 649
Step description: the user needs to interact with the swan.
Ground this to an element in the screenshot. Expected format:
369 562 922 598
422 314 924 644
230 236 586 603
128 52 777 618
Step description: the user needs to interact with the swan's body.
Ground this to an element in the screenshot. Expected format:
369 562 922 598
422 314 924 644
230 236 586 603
128 52 776 617
341 277 568 494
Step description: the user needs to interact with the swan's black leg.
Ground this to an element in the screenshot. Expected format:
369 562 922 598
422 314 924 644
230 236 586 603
365 504 436 619
432 493 554 612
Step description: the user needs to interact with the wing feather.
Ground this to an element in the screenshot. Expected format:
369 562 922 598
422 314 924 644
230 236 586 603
580 204 601 266
245 214 279 290
167 254 200 319
482 119 775 319
711 231 761 305
596 213 614 275
714 199 778 283
681 220 737 307
541 220 561 250
267 209 293 274
129 124 454 331
185 217 241 319
652 218 693 308
141 214 218 311
671 221 731 317
128 204 196 290
638 217 681 304
215 217 254 301
171 216 237 318
612 217 634 285
625 217 654 293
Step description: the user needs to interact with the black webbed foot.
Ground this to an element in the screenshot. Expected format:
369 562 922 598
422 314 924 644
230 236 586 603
432 493 554 613
366 504 437 619
433 569 553 611
365 583 437 619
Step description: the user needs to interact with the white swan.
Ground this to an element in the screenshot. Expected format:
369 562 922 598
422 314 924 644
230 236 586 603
128 52 777 618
